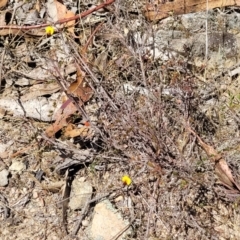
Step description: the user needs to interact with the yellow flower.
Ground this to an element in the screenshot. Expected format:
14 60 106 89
45 26 54 35
121 175 132 186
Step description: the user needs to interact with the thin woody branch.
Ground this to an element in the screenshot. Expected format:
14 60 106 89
0 0 116 30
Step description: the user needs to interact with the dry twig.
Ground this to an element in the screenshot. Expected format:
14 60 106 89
0 0 116 31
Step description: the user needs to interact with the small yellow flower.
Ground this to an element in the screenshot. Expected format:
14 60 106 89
45 26 54 36
121 175 132 186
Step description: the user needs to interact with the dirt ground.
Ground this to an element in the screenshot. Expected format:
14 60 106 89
0 0 240 239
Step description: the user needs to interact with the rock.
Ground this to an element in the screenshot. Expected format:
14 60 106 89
9 161 26 173
82 220 89 227
15 78 31 86
0 93 62 122
133 10 240 77
87 199 132 240
0 169 9 186
68 178 92 210
0 141 13 159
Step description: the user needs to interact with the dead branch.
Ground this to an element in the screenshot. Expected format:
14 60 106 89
0 0 116 31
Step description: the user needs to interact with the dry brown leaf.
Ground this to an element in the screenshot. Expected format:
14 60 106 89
64 124 90 138
61 8 75 34
45 68 92 137
68 69 85 93
0 0 8 9
45 100 78 137
188 126 240 192
68 68 93 102
215 159 236 189
47 0 75 33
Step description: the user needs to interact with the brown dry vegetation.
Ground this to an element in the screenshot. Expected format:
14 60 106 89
0 0 240 239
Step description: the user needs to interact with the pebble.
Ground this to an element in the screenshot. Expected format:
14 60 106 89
0 169 9 186
9 160 26 173
82 220 89 227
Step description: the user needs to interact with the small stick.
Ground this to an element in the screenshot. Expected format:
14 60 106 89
10 143 37 158
82 22 104 54
0 47 5 91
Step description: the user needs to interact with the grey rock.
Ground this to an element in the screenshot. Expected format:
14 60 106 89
87 199 132 240
0 169 9 187
69 179 92 210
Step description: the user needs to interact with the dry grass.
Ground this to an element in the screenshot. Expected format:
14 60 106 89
0 1 240 239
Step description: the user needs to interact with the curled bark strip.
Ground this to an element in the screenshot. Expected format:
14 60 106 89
145 0 240 21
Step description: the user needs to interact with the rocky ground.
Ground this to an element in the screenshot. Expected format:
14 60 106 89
0 0 240 239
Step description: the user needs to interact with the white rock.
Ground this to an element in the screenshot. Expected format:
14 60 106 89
82 219 89 227
9 161 26 173
114 195 124 202
0 169 9 186
32 190 39 199
15 78 31 86
0 93 62 122
87 199 132 240
68 179 92 210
